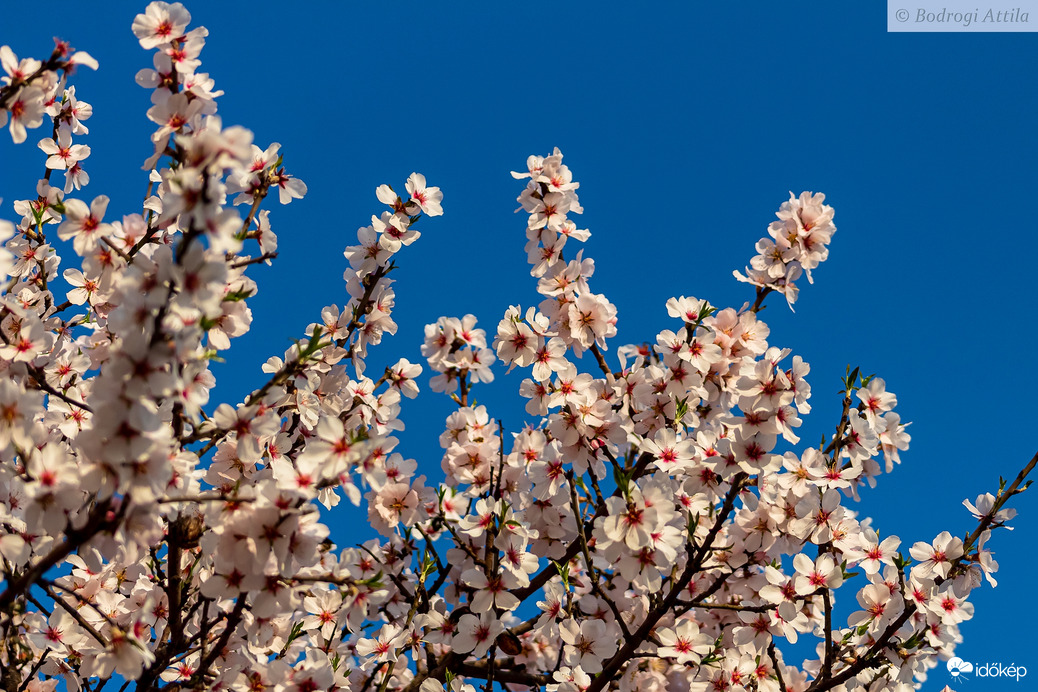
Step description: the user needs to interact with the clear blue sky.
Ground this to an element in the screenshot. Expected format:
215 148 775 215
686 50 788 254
2 2 1035 688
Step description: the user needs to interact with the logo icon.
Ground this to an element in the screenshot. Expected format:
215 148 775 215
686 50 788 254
948 657 974 678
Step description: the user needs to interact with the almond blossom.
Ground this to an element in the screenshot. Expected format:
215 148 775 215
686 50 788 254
559 618 619 674
909 530 965 579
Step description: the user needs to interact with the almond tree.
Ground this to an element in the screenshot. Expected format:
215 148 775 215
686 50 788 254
0 4 1032 692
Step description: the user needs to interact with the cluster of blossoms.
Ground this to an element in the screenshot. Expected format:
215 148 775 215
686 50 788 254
0 41 96 146
511 149 615 359
0 5 1033 692
0 39 98 282
421 315 496 400
733 192 837 308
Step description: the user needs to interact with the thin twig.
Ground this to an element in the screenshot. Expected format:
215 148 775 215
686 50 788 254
229 252 278 269
38 587 107 645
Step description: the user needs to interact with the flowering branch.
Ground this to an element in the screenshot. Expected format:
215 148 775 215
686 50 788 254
0 9 1031 692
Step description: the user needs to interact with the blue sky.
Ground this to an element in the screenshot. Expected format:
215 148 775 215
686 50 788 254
2 2 1036 688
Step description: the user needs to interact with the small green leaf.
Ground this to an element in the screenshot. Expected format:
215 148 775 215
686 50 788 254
223 288 254 302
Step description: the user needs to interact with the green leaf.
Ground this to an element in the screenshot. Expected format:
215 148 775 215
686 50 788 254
613 464 631 499
223 288 254 302
675 397 689 421
359 571 384 588
552 559 570 590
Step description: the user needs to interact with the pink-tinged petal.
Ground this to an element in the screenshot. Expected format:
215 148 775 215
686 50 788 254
0 46 16 75
63 198 89 220
407 172 427 192
135 68 160 88
70 51 99 70
10 118 26 144
89 195 110 219
376 184 397 205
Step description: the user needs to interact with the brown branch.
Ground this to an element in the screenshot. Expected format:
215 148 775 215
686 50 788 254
48 300 73 314
16 650 50 692
126 224 162 260
27 366 93 413
823 394 852 458
511 451 661 605
238 185 269 237
682 600 774 614
510 538 582 603
454 660 551 687
768 640 788 692
586 473 747 692
45 579 118 628
196 260 398 456
100 236 132 264
588 343 613 378
0 499 115 612
229 251 277 269
185 595 246 689
750 286 773 313
962 450 1037 553
166 537 184 649
0 53 68 110
820 585 835 681
156 493 255 504
806 451 1037 692
37 587 107 646
567 473 631 639
283 573 357 586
